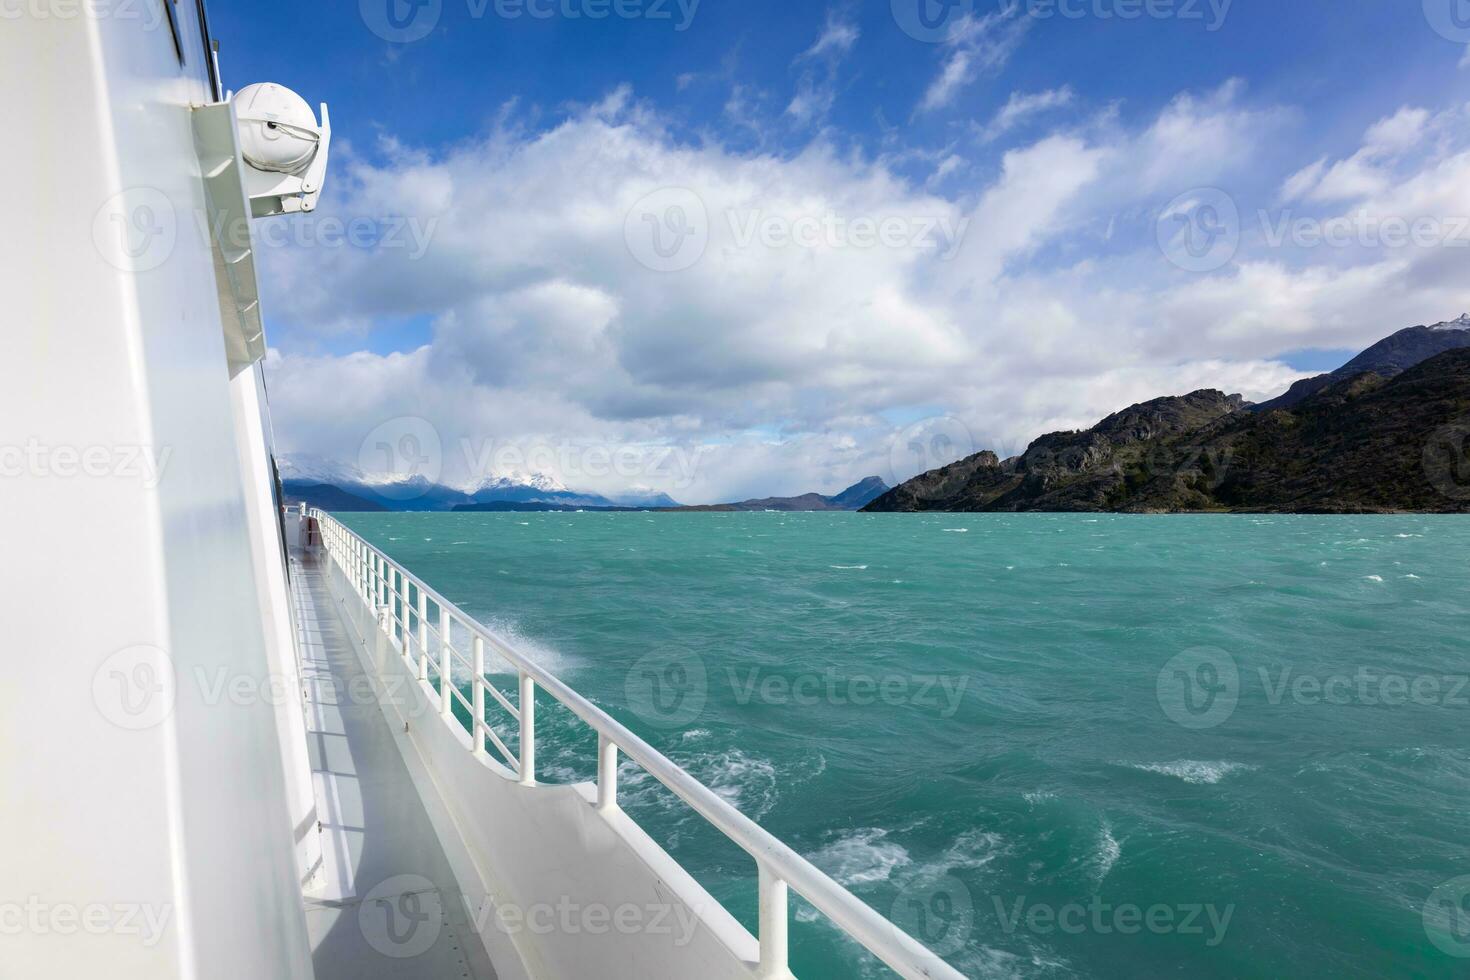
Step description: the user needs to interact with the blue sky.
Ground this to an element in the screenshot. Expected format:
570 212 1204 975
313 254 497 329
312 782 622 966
227 1 1470 502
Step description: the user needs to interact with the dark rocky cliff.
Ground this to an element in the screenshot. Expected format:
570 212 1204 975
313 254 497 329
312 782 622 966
867 350 1470 514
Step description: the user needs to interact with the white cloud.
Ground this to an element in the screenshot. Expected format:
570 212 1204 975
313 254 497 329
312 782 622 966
918 11 1031 114
1283 105 1433 203
980 87 1075 143
801 14 859 59
261 86 1470 503
1280 157 1327 203
787 12 859 125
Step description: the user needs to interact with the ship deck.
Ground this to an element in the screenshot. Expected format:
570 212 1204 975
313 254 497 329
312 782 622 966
291 546 504 980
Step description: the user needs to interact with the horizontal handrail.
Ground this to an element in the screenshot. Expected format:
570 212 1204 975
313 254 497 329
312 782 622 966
310 508 964 980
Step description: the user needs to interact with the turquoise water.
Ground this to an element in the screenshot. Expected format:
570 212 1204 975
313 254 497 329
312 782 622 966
339 512 1470 979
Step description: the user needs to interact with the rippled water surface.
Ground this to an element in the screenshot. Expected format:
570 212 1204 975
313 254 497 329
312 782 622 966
339 511 1470 979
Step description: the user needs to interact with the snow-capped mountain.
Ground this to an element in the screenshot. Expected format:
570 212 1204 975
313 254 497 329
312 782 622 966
1429 313 1470 331
275 453 371 486
277 454 682 511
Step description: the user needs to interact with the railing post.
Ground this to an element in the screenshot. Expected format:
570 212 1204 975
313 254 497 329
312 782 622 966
597 734 618 812
518 670 535 787
439 607 452 719
417 589 429 683
396 570 408 656
757 864 789 979
471 636 486 758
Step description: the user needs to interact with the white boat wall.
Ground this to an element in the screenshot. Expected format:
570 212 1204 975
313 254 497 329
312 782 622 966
2 3 319 978
0 4 964 979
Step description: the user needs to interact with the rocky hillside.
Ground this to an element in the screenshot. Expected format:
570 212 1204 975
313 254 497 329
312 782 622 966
866 350 1470 514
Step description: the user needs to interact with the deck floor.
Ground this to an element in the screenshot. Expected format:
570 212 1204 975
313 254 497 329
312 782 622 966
292 548 501 980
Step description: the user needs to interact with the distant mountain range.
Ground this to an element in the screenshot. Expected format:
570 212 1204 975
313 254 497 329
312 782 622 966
279 454 888 514
867 315 1470 514
450 476 889 513
659 476 889 512
278 455 681 513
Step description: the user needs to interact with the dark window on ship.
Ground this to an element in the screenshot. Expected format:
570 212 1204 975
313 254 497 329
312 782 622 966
161 0 185 66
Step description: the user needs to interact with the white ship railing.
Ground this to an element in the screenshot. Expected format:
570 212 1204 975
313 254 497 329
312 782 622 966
309 508 964 980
